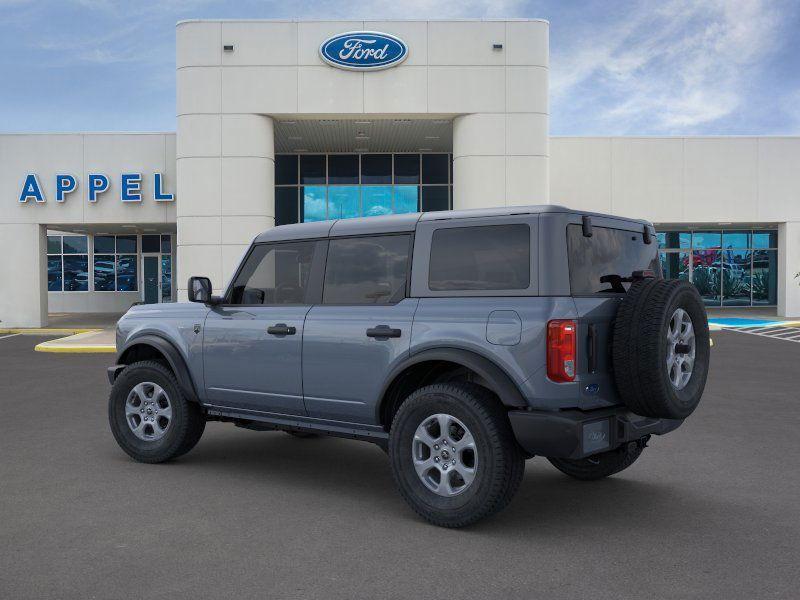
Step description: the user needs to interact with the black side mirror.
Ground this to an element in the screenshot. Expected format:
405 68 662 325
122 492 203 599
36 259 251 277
188 276 212 303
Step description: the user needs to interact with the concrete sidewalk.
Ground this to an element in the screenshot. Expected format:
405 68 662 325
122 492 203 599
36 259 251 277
0 312 120 353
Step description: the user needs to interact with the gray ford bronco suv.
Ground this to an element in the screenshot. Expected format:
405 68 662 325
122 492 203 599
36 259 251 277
108 205 709 527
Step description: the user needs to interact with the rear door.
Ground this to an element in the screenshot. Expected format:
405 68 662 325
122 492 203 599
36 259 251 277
302 234 417 424
202 240 323 415
563 216 660 409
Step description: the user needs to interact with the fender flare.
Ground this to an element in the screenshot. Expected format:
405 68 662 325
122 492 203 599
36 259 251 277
378 347 527 421
115 334 200 403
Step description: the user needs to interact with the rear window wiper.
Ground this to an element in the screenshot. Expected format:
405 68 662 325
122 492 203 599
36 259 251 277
599 270 656 293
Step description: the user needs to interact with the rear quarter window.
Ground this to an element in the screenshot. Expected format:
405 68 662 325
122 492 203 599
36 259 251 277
428 224 530 291
567 224 660 294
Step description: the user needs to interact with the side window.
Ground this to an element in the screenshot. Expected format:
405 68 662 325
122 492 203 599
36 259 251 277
428 224 530 291
323 235 410 304
229 241 316 305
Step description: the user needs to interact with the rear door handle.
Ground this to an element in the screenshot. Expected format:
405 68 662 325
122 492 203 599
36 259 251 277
267 323 296 336
366 325 402 339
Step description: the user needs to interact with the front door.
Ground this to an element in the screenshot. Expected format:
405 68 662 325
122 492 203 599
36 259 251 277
302 234 416 424
143 256 159 304
202 240 320 415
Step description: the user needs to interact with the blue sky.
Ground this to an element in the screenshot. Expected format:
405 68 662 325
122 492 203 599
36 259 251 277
0 0 798 135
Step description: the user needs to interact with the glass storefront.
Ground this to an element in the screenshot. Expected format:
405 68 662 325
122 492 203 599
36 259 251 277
657 229 778 307
274 153 453 225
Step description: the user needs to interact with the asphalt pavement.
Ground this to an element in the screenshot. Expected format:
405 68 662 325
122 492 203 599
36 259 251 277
1 331 799 599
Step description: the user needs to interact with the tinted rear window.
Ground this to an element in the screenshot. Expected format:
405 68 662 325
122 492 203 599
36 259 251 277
567 224 660 294
429 224 530 291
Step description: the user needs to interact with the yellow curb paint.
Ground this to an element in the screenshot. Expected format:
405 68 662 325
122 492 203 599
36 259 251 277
34 343 116 354
0 328 100 335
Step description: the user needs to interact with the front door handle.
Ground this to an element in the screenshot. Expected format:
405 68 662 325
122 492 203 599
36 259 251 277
366 325 402 339
267 323 296 336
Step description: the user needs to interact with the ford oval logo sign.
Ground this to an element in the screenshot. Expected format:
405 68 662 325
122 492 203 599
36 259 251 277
319 31 408 71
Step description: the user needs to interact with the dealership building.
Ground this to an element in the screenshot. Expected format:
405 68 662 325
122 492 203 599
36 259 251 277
1 18 799 327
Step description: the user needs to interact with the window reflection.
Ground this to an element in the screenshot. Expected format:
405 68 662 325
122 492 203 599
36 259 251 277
302 186 327 222
328 186 360 219
362 186 393 216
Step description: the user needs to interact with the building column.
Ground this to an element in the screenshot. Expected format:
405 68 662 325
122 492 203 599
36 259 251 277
177 114 275 300
452 113 549 210
778 221 800 318
0 224 47 327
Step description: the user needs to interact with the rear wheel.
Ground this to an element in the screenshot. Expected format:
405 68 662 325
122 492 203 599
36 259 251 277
548 438 647 481
108 361 205 463
389 383 524 528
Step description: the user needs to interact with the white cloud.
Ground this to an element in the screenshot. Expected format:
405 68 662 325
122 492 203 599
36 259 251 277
551 0 791 133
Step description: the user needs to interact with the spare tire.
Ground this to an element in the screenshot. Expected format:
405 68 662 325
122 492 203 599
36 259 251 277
612 278 709 419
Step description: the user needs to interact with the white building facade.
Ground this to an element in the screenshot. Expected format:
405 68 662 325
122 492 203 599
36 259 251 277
0 19 798 327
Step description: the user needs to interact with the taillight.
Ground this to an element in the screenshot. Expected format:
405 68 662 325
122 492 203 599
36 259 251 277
547 320 577 382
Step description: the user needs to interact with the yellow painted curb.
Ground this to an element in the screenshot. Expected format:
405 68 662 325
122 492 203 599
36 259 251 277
0 328 100 335
34 343 116 354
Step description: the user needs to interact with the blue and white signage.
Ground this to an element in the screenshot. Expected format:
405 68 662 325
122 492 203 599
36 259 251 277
319 31 408 71
18 172 174 204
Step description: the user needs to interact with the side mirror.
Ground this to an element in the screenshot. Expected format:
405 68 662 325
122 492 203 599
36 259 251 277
188 276 212 303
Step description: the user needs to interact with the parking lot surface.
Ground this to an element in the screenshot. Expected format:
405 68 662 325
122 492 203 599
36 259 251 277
1 331 799 599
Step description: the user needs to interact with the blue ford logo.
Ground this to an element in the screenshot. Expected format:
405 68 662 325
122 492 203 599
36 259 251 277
319 31 408 71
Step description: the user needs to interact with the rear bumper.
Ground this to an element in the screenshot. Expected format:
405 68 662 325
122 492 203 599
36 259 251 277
508 406 683 460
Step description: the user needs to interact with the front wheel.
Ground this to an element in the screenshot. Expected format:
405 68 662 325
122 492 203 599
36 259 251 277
108 360 205 463
389 383 525 528
547 438 647 481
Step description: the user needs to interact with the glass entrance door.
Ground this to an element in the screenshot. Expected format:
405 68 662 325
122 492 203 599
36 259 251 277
143 256 159 304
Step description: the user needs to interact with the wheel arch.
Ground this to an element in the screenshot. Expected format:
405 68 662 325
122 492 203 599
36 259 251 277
378 348 527 429
115 335 199 403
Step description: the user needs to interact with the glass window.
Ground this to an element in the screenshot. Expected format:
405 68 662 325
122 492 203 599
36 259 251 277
302 186 327 222
722 231 750 249
722 249 751 306
62 235 88 254
657 231 690 249
275 155 298 185
752 250 777 305
752 230 778 249
361 154 391 184
47 256 62 291
429 225 530 291
692 231 721 249
94 235 115 253
422 154 449 184
324 235 410 304
300 155 326 184
275 187 299 226
47 235 62 254
63 255 89 291
691 250 721 306
567 225 660 295
161 255 172 301
116 235 137 254
362 186 392 216
659 251 690 281
421 186 449 212
394 154 420 184
328 155 359 184
116 256 138 291
328 186 360 219
394 186 419 214
94 255 116 291
161 235 172 254
141 234 160 253
230 242 316 305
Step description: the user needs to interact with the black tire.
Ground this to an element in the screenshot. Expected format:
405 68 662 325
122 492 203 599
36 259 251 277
548 438 647 481
389 383 525 528
108 360 205 463
612 278 710 419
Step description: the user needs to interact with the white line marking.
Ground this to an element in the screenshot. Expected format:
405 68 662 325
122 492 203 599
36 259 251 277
0 333 21 341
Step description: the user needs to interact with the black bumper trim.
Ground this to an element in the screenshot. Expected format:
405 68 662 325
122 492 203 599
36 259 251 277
107 364 125 386
508 406 683 460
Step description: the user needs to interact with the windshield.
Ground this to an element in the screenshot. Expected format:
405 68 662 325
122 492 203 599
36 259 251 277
567 224 660 294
